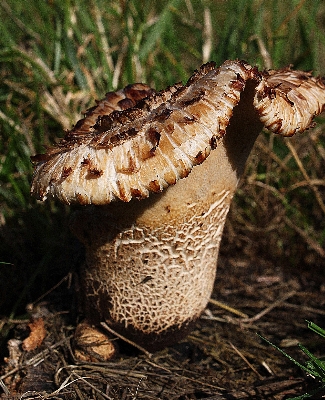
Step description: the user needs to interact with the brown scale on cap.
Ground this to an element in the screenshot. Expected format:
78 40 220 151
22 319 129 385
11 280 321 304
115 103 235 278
31 60 325 351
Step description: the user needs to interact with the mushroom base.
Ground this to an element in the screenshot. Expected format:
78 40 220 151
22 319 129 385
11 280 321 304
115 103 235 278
103 318 199 352
71 188 233 350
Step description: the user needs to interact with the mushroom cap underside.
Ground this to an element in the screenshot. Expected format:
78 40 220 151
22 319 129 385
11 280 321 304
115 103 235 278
31 60 325 205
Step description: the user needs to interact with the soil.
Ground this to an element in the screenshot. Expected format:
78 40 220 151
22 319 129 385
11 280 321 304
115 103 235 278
1 243 325 400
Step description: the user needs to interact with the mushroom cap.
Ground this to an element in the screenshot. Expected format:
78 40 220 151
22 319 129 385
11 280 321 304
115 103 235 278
254 68 325 135
31 61 325 205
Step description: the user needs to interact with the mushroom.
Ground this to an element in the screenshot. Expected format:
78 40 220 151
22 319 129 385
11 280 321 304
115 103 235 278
31 60 325 351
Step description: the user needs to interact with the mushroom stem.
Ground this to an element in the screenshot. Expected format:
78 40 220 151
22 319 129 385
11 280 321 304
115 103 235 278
31 60 325 351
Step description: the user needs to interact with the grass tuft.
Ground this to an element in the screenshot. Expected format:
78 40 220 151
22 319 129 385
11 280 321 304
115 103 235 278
259 321 325 400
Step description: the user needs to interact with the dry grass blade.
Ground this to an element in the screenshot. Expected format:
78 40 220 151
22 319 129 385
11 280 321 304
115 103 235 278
278 0 308 32
67 373 114 400
4 79 89 130
290 179 325 190
112 36 128 89
93 4 114 73
0 111 23 135
208 298 249 318
249 35 272 69
144 360 225 392
202 7 212 63
229 342 263 379
0 379 10 395
255 137 289 171
249 180 325 258
285 138 325 215
284 216 325 257
100 322 153 359
241 290 296 323
14 46 57 85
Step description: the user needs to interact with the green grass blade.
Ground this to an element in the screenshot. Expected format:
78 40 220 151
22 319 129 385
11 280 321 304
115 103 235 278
257 334 316 376
139 0 182 61
306 321 325 339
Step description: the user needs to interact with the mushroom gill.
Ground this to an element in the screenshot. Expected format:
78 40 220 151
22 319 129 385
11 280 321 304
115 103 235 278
31 60 325 351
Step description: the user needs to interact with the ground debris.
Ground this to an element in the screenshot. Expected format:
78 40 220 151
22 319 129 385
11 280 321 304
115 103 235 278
22 319 46 353
1 255 324 399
